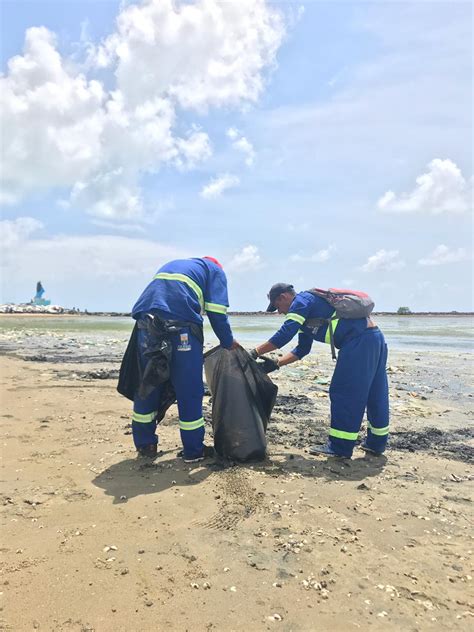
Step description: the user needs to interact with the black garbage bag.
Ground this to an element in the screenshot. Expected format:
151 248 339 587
117 322 141 402
204 346 278 461
117 318 174 402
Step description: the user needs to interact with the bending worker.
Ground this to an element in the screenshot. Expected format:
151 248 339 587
128 256 238 463
251 283 389 458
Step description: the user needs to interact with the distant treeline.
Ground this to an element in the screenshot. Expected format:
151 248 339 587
1 308 472 317
84 310 473 317
230 311 474 317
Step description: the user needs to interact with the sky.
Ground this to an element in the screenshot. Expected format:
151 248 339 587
0 0 472 312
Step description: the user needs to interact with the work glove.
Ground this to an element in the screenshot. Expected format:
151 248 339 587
249 348 259 360
256 357 280 374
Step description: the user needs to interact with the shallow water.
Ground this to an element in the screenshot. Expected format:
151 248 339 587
0 313 472 361
225 314 474 351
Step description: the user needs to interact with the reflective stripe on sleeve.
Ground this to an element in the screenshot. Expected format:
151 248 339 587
329 427 359 441
153 273 204 308
204 301 228 314
285 312 305 325
179 417 205 431
132 411 157 423
368 422 389 436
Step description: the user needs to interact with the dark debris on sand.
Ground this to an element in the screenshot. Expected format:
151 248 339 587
269 394 474 463
389 427 474 463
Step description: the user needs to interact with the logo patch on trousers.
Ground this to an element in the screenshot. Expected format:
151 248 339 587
177 332 191 351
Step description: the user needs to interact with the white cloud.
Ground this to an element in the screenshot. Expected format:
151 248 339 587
1 1 286 218
377 159 472 214
200 173 240 199
418 244 471 266
0 217 44 248
70 170 144 220
227 245 262 272
260 5 471 196
0 190 21 206
361 249 405 272
234 137 255 167
0 28 211 217
90 220 146 234
175 130 212 170
1 27 106 203
226 127 255 166
286 222 311 232
0 217 186 284
227 127 239 141
94 0 286 111
290 245 335 263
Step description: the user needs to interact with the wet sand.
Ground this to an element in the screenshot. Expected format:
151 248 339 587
1 351 473 631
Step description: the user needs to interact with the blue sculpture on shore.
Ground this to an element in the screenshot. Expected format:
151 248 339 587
31 281 51 306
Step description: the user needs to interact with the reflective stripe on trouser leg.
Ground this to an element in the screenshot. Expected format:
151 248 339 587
328 426 360 456
366 334 389 452
170 327 206 460
179 417 205 431
131 326 162 449
179 418 205 459
132 407 159 449
132 411 157 423
366 422 389 452
328 329 385 457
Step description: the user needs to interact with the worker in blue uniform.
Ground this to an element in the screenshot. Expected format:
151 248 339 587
131 256 238 463
251 283 389 458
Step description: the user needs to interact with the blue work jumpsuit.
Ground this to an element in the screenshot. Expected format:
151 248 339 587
131 258 234 460
269 291 389 457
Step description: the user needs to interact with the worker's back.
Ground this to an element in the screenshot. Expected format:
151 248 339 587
132 258 229 325
292 291 373 349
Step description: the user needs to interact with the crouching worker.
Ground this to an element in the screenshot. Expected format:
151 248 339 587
118 257 239 463
251 283 389 458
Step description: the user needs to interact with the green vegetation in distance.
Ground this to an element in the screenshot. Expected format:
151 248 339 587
397 306 412 315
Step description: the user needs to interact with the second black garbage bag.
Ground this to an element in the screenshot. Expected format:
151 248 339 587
204 346 278 461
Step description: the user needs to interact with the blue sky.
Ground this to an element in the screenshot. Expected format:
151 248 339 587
1 0 472 312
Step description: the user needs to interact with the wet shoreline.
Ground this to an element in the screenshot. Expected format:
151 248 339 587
11 345 472 464
1 314 472 467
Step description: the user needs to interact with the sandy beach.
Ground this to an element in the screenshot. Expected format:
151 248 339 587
1 0 472 627
1 344 473 631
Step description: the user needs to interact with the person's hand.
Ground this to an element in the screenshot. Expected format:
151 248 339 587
256 357 280 374
249 348 259 359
